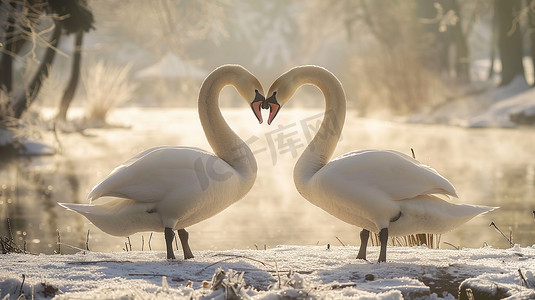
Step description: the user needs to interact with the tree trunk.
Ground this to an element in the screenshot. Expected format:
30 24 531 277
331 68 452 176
488 2 497 81
530 0 535 87
1 1 17 94
1 1 42 94
56 31 84 121
496 0 525 86
455 31 470 83
12 21 63 119
451 0 470 83
416 0 448 74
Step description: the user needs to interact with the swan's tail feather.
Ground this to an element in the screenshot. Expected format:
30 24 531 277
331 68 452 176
58 200 161 236
58 202 95 214
465 204 498 216
390 196 498 236
428 195 498 216
58 199 132 216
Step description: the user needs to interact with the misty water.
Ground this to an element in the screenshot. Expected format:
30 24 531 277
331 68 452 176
1 107 534 255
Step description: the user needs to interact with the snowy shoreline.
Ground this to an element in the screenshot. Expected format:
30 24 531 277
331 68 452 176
408 76 535 129
1 245 535 299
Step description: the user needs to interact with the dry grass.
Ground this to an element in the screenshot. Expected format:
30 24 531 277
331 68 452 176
82 60 137 123
0 236 26 254
34 67 64 108
370 233 442 249
0 219 28 254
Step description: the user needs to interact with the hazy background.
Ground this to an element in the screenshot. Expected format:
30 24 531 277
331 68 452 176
27 0 534 114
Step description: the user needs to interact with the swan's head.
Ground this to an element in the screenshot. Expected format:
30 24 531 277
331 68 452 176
261 70 298 125
263 92 281 125
251 92 278 124
228 65 264 123
250 89 266 124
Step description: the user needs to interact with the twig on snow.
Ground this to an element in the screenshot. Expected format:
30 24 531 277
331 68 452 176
518 268 533 288
86 230 90 251
56 230 61 254
275 260 281 289
196 254 268 275
17 274 26 298
129 273 184 282
489 221 514 247
57 242 87 253
442 241 460 250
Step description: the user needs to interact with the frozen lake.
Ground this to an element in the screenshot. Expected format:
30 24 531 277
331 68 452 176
0 107 533 254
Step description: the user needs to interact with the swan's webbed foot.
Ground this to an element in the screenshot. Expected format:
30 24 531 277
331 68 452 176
378 228 388 263
178 229 194 259
356 229 369 260
165 227 176 259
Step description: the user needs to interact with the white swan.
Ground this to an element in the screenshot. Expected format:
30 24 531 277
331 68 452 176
60 65 265 259
255 65 496 262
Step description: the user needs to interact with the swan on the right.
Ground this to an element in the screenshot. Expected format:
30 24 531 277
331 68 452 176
253 65 497 263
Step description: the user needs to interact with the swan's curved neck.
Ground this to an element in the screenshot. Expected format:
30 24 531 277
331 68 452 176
292 68 346 191
197 70 257 182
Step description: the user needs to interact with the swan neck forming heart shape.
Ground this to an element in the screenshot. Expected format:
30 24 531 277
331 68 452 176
197 65 261 186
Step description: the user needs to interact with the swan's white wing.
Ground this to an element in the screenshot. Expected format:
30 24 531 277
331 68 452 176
88 147 230 203
108 146 207 176
322 150 457 201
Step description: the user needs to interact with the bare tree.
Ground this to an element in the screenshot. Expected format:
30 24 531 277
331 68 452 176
0 0 40 94
56 31 84 121
11 20 63 118
496 0 526 86
1 2 17 94
529 0 535 87
0 0 94 122
449 0 479 83
488 4 497 80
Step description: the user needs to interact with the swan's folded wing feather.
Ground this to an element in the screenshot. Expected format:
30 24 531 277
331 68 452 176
107 146 172 176
88 147 219 202
107 146 208 176
325 150 457 200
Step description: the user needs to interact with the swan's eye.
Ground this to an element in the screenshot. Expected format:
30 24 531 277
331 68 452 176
252 90 264 102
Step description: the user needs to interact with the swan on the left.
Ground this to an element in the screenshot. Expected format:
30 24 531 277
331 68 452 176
59 65 265 260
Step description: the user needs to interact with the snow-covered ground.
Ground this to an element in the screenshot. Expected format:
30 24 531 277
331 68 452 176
409 75 535 128
1 245 535 299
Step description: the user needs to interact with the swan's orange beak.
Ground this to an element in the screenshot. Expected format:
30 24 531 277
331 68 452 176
265 93 281 125
250 90 265 124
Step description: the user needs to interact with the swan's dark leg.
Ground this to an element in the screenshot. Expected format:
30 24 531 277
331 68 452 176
178 229 194 259
356 229 369 260
164 227 176 259
378 228 388 263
